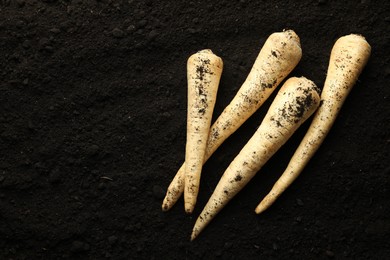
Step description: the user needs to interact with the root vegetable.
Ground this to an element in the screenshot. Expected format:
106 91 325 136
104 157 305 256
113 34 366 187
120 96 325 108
163 29 302 212
184 49 223 214
191 76 321 240
255 34 371 215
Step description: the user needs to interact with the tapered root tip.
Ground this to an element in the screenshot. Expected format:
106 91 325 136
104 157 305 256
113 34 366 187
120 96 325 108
185 203 194 214
191 229 199 241
255 195 275 214
254 204 266 214
161 197 172 212
191 216 208 241
161 203 169 212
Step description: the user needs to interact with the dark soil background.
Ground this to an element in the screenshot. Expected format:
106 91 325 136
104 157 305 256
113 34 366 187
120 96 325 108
1 0 389 259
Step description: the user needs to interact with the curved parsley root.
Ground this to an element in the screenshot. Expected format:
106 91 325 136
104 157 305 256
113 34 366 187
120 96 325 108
163 30 302 212
255 34 371 214
184 49 223 214
191 76 321 240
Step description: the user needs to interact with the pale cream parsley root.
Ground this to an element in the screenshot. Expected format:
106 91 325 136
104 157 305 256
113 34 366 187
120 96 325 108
184 49 223 214
191 76 321 240
255 34 371 215
163 30 302 212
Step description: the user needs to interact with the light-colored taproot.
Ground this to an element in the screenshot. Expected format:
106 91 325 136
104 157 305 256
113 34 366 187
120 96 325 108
184 49 223 214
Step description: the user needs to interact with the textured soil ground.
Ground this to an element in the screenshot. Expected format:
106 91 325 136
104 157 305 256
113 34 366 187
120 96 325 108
0 0 389 259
